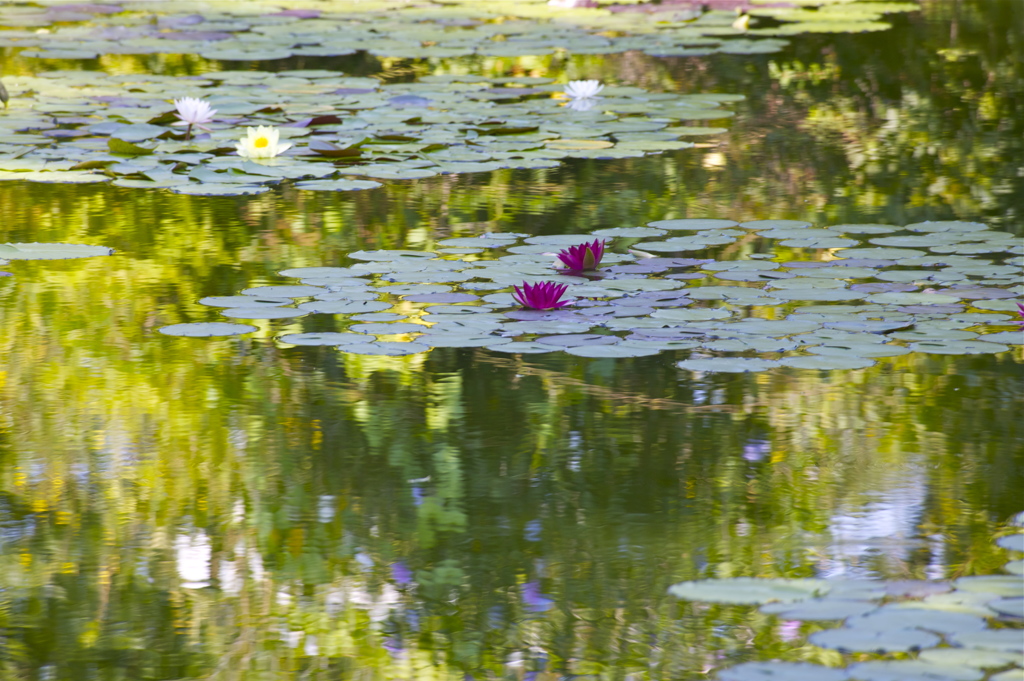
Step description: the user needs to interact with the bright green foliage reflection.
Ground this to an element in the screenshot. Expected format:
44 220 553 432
0 0 1021 679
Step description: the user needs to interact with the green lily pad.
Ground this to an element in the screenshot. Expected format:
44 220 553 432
278 332 371 346
676 357 782 373
564 344 660 357
648 218 739 230
947 630 1023 653
294 178 383 191
338 342 430 356
158 322 256 337
241 285 326 297
847 607 987 634
718 662 849 681
919 647 1021 669
780 355 876 370
485 342 557 354
298 301 392 314
419 334 510 348
845 660 982 681
997 534 1024 552
760 599 878 620
0 242 113 259
909 340 1010 355
808 627 940 653
987 597 1024 618
668 577 828 604
220 307 307 320
952 576 1024 597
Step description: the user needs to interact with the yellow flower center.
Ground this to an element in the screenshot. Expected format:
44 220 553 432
254 137 269 148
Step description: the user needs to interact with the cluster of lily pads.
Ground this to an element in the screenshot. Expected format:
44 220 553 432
670 521 1023 681
0 0 918 63
159 218 1023 369
0 68 735 193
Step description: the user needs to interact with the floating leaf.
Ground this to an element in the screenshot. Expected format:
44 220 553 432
158 322 256 337
845 660 982 681
668 577 827 604
279 332 372 346
718 662 849 681
0 242 113 260
808 627 940 653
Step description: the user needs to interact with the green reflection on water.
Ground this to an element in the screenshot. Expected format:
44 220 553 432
0 0 1021 679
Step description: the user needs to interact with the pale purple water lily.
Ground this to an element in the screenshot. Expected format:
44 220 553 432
555 239 606 271
512 281 570 310
171 96 216 140
1016 302 1024 325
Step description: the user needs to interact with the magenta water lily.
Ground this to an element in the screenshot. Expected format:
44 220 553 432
512 281 571 310
556 239 607 271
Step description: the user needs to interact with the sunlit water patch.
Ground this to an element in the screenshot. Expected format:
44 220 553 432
158 219 1023 367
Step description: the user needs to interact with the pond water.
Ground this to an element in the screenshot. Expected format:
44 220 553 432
0 0 1022 679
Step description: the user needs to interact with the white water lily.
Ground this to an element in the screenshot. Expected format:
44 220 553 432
235 126 292 159
564 79 604 100
171 97 216 138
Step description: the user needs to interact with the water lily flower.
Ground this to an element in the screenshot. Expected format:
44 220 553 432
556 239 606 271
564 79 604 101
1016 302 1024 324
235 125 292 159
512 281 570 310
171 96 216 140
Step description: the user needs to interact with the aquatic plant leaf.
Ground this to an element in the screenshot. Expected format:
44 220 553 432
948 630 1024 653
158 322 256 337
952 575 1024 597
909 340 1009 355
808 627 940 653
846 607 987 634
668 577 827 603
760 599 878 620
717 661 849 681
845 660 982 681
242 285 326 297
278 332 372 346
338 342 430 356
780 356 876 370
0 242 113 259
919 647 1021 669
220 307 307 320
997 534 1024 552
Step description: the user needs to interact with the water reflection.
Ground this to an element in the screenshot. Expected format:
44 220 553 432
0 0 1021 678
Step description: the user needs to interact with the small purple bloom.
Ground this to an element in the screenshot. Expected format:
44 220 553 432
391 561 413 586
1016 302 1024 325
555 239 606 271
522 581 554 613
512 281 570 310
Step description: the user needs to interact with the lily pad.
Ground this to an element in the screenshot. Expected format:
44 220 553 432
717 662 849 681
808 627 940 653
668 577 828 604
845 660 982 681
0 242 113 259
158 322 256 337
278 332 371 346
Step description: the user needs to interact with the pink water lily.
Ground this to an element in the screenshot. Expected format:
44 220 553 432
556 239 606 271
512 281 571 310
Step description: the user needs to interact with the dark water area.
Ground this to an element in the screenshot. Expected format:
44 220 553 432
0 1 1021 679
